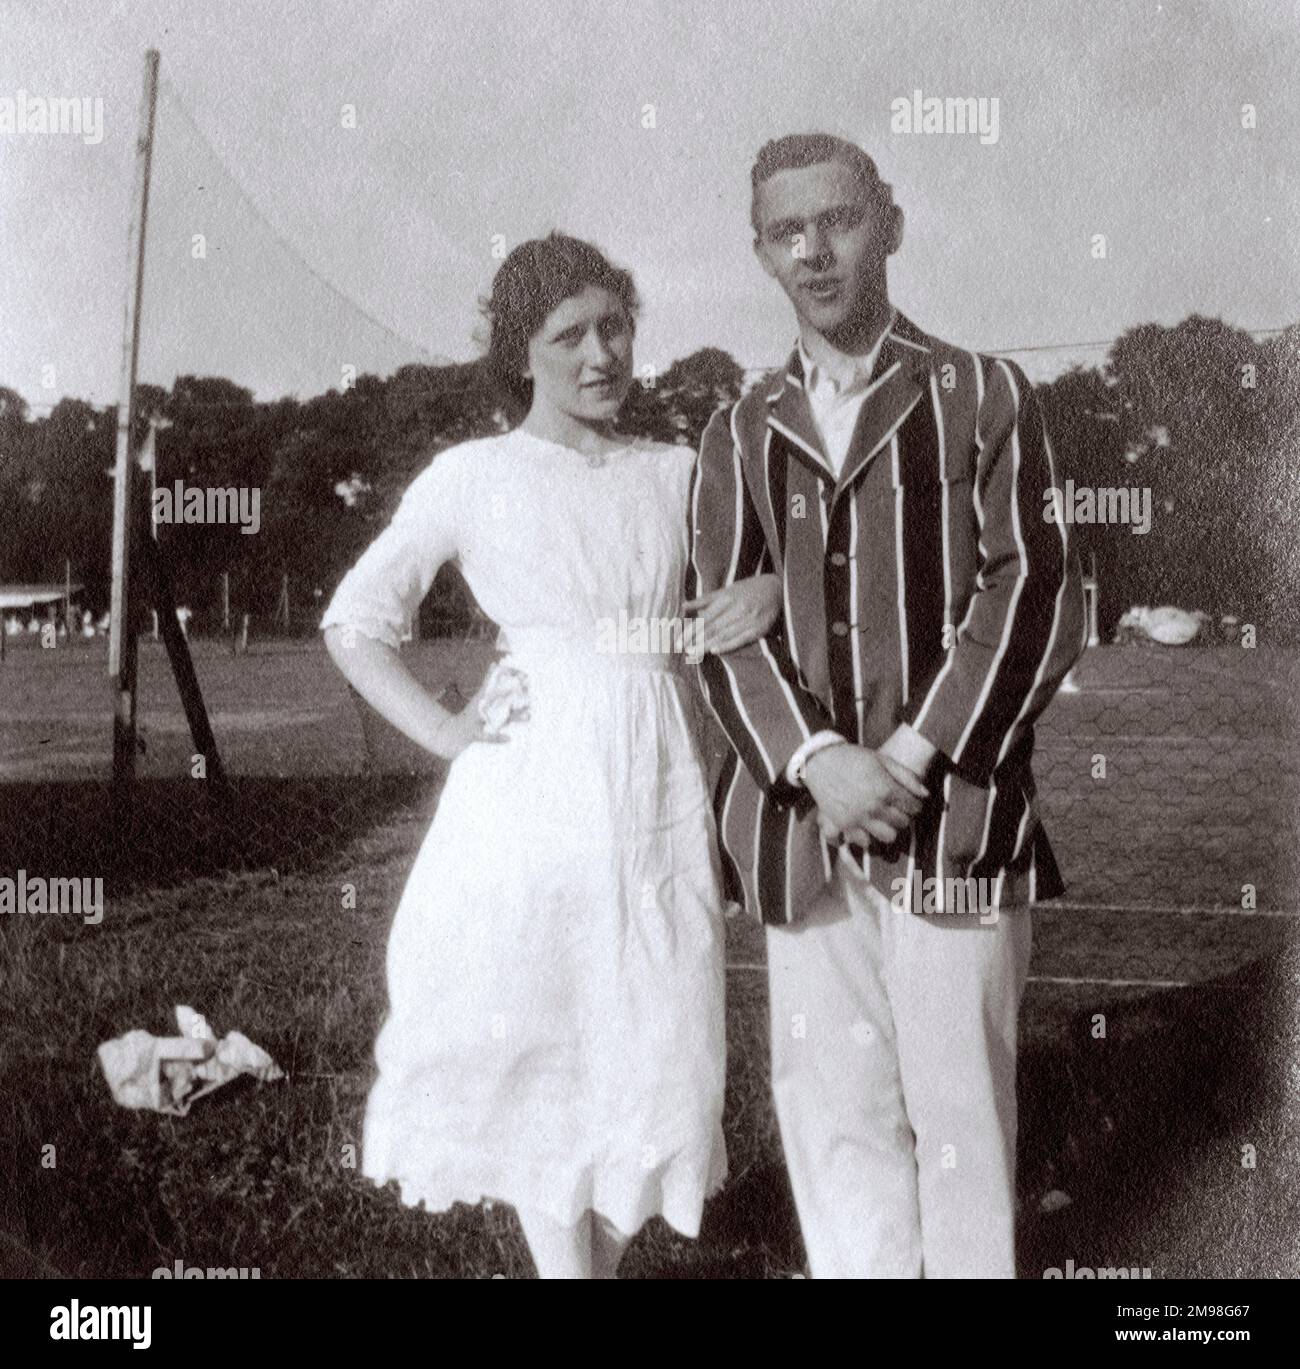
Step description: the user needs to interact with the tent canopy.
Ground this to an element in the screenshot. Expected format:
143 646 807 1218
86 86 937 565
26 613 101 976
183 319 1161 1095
0 584 84 612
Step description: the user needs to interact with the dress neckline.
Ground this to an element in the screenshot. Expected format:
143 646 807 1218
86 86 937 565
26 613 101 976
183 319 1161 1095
511 428 651 468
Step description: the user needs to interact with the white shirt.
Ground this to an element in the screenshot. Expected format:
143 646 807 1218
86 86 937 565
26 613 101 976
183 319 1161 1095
796 310 895 476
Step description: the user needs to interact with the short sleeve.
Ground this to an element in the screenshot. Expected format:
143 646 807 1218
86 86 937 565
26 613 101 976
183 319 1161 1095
319 447 466 649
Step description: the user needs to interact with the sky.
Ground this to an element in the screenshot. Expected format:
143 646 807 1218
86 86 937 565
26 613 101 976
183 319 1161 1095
2 0 1297 411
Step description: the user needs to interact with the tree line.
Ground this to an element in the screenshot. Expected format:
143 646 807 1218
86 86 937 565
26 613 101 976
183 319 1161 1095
2 315 1296 642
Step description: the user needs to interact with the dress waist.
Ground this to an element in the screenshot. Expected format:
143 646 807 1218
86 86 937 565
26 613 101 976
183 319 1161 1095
498 624 687 676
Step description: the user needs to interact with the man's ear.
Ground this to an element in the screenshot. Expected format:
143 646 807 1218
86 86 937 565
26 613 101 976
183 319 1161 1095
886 204 904 256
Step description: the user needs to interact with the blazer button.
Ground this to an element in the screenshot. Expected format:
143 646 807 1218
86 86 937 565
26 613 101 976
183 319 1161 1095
830 552 847 567
831 621 850 637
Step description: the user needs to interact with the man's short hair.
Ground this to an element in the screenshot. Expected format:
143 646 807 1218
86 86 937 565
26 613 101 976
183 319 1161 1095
750 133 894 235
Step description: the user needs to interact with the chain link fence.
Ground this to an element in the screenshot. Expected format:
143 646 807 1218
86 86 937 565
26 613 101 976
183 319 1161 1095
1 623 1296 982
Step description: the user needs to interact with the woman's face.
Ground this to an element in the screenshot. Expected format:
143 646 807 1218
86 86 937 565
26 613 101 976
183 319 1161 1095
524 284 634 424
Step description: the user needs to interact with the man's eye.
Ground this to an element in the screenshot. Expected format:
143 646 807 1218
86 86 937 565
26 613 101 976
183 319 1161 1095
825 208 864 231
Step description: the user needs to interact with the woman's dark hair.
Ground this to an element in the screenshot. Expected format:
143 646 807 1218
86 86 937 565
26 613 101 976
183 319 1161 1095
482 232 640 412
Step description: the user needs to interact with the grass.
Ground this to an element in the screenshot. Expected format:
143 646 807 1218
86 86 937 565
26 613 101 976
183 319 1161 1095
0 800 795 1279
1 637 1298 1277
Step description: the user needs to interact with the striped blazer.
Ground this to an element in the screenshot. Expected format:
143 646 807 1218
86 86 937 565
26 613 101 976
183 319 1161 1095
687 312 1086 926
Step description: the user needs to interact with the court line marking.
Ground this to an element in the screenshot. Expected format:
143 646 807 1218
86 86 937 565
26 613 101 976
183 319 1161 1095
1055 686 1171 695
1037 735 1277 744
725 964 1191 988
728 902 1297 927
1026 974 1188 988
1040 900 1299 917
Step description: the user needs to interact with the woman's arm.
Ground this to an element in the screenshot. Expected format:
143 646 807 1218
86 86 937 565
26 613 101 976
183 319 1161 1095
684 572 783 654
321 448 507 759
324 627 493 761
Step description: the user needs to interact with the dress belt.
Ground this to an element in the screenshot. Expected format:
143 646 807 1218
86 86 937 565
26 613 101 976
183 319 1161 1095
498 625 688 675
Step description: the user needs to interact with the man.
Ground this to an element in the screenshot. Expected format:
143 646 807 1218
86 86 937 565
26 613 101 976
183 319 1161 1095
688 133 1086 1278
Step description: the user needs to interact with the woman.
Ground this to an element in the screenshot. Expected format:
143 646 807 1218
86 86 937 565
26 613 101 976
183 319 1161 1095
322 232 781 1278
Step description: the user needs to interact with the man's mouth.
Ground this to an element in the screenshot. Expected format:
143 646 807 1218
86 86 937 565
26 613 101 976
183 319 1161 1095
802 278 843 302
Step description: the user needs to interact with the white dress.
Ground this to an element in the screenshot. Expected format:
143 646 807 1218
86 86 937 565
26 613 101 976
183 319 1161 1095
321 428 727 1237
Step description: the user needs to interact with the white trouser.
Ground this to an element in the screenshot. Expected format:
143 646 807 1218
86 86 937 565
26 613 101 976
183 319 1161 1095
765 857 1032 1278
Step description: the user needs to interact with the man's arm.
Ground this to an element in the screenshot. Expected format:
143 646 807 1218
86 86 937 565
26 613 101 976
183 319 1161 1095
903 357 1086 784
687 403 841 805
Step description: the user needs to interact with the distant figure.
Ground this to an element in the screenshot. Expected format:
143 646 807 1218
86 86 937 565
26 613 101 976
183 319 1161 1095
96 611 111 634
25 616 40 633
176 606 193 638
4 615 22 636
81 609 96 638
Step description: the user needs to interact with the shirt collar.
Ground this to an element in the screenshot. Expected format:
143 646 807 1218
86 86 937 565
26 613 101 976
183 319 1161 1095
797 308 897 396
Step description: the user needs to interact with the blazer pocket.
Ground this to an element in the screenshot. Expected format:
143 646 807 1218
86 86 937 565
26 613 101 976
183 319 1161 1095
895 459 979 591
890 460 974 549
890 440 976 491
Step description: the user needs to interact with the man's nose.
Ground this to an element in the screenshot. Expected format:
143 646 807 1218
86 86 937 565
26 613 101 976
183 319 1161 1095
802 231 833 269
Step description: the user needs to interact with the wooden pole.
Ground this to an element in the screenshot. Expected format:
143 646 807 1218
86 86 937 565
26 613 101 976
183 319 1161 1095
108 48 160 799
147 418 158 537
221 572 230 631
1086 551 1101 647
138 535 229 795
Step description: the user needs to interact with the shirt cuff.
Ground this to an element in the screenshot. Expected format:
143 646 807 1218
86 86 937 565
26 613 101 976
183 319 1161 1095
884 721 942 778
785 730 847 786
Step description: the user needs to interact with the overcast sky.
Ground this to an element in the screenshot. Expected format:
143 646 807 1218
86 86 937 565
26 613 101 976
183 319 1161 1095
2 0 1297 410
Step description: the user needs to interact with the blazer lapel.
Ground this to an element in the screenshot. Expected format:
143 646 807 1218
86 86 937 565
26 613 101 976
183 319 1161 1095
832 319 931 504
764 352 836 486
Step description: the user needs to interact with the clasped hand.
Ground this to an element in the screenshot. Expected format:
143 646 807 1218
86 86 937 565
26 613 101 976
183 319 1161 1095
802 743 928 848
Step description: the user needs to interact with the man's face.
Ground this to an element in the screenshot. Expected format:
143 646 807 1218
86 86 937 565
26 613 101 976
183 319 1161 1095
752 159 896 343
